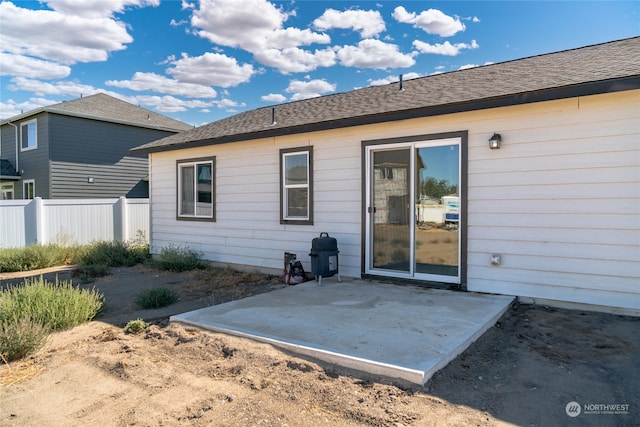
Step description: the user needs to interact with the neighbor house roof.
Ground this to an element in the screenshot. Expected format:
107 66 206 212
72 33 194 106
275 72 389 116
0 159 20 180
133 37 640 154
1 93 193 132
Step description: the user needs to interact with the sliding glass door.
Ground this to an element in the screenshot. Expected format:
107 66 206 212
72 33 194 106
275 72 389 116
365 137 461 283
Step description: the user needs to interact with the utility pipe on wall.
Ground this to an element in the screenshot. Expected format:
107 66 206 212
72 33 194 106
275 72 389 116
7 122 19 172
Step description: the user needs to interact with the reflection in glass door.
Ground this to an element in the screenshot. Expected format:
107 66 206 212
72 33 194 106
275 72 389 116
366 138 461 283
371 149 411 272
415 144 459 278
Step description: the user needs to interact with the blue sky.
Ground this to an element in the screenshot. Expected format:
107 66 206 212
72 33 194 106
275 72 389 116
1 0 637 127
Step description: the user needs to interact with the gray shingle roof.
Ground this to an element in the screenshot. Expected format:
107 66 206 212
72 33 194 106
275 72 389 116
0 159 19 178
135 37 640 153
49 93 193 131
2 93 192 132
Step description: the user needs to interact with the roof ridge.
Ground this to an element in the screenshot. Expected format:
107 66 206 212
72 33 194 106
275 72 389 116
265 36 640 112
2 92 192 131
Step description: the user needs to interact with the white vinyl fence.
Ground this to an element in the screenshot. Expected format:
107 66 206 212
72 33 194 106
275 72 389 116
0 197 149 249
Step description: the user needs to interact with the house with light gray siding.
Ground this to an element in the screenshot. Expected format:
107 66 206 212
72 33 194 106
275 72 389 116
0 93 192 200
133 37 640 313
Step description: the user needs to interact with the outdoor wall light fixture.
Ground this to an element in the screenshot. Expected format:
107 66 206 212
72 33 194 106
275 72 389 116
489 133 502 149
87 177 94 184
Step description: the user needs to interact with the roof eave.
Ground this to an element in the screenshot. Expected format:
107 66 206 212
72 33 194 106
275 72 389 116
0 108 46 125
133 75 640 155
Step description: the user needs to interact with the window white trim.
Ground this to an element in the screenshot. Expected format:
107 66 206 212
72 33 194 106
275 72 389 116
23 179 35 199
20 119 37 151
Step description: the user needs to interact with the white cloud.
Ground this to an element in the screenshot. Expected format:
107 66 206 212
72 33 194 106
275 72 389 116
290 92 321 101
336 39 416 69
45 0 160 19
0 53 71 79
261 93 287 103
392 6 465 37
6 77 144 108
313 8 386 38
253 47 336 74
368 72 422 86
106 72 218 98
170 18 188 27
264 27 331 50
191 0 328 52
286 79 336 94
413 40 479 56
135 94 216 113
214 98 245 109
459 61 493 70
0 1 133 65
0 97 59 120
7 77 101 97
0 75 224 121
167 52 256 87
285 78 336 100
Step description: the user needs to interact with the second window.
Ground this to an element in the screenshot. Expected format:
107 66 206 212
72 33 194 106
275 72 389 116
281 147 313 224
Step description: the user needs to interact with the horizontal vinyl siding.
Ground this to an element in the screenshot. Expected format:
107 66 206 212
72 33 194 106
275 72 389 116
149 90 639 309
50 158 148 198
465 91 639 309
47 114 176 198
17 113 50 198
149 134 363 277
1 125 17 164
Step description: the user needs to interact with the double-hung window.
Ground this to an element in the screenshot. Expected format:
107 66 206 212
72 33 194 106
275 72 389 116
177 157 215 220
20 119 37 151
280 146 313 224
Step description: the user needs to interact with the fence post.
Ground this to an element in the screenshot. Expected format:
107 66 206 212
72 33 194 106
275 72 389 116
114 196 127 243
24 197 45 246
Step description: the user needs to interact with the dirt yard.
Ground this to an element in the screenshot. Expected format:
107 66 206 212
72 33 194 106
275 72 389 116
1 265 638 426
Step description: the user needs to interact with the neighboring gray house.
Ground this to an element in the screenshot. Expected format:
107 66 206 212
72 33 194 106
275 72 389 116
0 93 192 199
133 37 639 313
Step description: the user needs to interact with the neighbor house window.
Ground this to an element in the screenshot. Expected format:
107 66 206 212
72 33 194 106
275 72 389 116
380 167 394 180
20 119 37 151
23 180 35 199
177 158 215 220
280 146 313 224
1 183 14 200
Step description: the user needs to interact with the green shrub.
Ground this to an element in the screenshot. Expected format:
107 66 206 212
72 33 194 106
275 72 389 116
151 245 205 272
0 317 49 362
124 318 147 334
74 240 150 281
135 287 179 309
0 276 104 331
0 244 81 273
79 241 149 268
0 241 147 274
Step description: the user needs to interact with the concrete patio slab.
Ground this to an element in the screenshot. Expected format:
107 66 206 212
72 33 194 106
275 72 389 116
171 280 514 385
